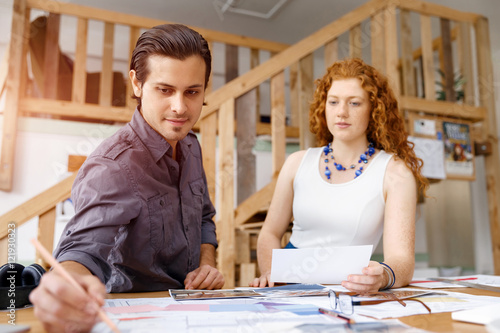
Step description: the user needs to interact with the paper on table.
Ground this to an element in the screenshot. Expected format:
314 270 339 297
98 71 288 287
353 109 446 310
270 245 373 284
452 303 500 325
409 280 466 289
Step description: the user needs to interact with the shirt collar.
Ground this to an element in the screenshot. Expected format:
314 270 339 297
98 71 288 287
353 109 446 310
129 109 192 163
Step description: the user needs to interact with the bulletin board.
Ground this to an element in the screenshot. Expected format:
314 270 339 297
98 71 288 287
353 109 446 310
408 112 475 181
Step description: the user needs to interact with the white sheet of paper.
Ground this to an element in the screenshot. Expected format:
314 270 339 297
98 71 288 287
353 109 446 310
452 303 500 324
270 245 373 284
408 136 446 179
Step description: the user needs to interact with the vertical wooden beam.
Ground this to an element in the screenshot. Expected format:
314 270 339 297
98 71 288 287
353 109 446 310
250 48 260 124
72 18 88 104
200 112 217 206
289 62 299 127
127 26 141 109
371 11 385 73
298 54 315 149
400 9 416 97
384 5 400 96
227 44 255 205
271 71 286 176
236 90 256 204
226 43 244 205
475 17 500 274
349 24 363 59
43 13 60 99
217 98 235 288
0 0 28 191
225 44 238 82
99 22 114 106
36 207 57 270
440 18 455 102
239 263 256 287
235 230 251 264
324 38 338 70
420 14 435 100
457 22 474 106
235 48 259 204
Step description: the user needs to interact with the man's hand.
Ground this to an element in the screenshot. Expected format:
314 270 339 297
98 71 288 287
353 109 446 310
184 243 225 290
184 264 224 290
29 262 106 333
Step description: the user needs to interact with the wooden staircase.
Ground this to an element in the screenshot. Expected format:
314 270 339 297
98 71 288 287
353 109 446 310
1 0 499 288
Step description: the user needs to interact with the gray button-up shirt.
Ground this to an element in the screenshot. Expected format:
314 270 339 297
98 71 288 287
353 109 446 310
54 109 217 292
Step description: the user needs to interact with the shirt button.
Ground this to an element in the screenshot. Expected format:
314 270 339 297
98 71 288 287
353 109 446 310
160 200 164 206
66 230 71 236
186 226 189 232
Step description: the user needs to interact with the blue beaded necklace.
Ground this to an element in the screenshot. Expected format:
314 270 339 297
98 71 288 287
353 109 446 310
323 142 375 180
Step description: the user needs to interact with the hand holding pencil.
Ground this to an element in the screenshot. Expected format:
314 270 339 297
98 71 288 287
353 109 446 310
29 239 119 333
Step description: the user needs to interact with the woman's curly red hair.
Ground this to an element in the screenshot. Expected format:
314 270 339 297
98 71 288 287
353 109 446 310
309 58 428 196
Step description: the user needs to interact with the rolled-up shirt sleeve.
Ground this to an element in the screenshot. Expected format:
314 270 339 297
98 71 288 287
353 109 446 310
54 155 140 283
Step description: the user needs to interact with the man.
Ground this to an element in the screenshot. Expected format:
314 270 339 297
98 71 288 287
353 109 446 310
30 24 224 332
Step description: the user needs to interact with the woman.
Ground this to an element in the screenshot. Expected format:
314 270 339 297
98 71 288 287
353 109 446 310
250 58 428 293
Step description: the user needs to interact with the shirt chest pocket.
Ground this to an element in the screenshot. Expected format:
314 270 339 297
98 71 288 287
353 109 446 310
181 179 205 229
147 194 173 251
188 179 205 210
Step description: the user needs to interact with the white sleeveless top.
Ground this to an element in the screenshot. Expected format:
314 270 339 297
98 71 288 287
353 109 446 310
288 148 393 251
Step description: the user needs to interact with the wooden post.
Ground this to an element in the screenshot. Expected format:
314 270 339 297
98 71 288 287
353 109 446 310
298 54 315 149
72 18 88 104
0 0 28 191
200 112 217 206
99 22 114 106
239 263 256 287
420 14 435 100
235 229 251 265
400 9 416 97
474 17 500 274
384 5 400 96
36 207 57 270
217 98 235 288
127 26 141 109
271 71 286 176
324 38 338 70
225 44 238 82
457 22 474 106
236 90 257 204
289 62 299 127
440 18 455 102
43 13 60 99
371 10 385 73
349 24 362 59
250 48 260 124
